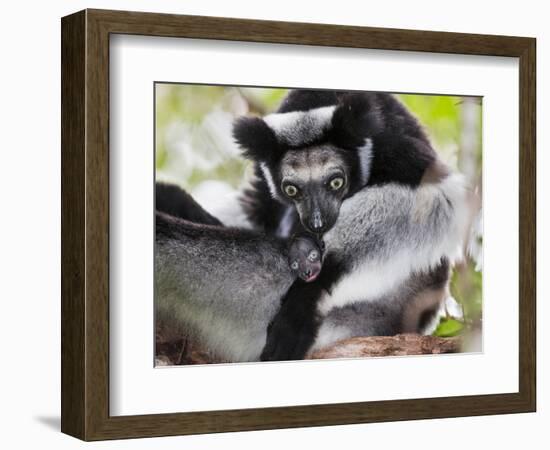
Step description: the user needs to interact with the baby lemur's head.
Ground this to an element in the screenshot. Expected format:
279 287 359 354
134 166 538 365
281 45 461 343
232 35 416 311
288 234 324 282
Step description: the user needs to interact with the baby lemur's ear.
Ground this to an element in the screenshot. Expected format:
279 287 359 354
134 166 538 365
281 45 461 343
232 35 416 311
330 93 384 149
233 116 281 163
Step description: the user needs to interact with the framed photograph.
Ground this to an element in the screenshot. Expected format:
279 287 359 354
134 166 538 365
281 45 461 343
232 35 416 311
61 9 536 441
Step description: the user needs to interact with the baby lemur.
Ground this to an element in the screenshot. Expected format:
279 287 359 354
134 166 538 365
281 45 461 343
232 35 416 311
288 233 324 282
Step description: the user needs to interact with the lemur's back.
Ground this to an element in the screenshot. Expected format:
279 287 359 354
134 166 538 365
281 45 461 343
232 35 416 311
155 212 295 361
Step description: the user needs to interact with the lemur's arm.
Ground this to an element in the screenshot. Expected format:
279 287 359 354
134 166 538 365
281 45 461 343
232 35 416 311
261 281 324 361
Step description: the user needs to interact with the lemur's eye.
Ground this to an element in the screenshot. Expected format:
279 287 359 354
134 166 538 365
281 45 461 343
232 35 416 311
291 261 299 270
284 184 299 197
329 177 345 191
308 250 319 261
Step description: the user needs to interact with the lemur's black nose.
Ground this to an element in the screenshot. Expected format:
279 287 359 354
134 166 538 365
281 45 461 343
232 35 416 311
310 212 324 232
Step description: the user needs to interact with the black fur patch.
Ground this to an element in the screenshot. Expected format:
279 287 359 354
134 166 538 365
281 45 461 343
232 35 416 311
232 116 281 164
329 93 384 149
155 182 222 226
426 257 450 290
367 93 435 186
239 165 290 232
260 279 324 361
277 89 341 113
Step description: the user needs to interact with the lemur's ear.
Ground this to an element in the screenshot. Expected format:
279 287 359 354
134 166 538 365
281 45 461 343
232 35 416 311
233 116 280 163
330 93 384 149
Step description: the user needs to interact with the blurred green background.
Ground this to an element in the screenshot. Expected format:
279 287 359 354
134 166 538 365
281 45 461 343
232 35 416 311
155 84 483 344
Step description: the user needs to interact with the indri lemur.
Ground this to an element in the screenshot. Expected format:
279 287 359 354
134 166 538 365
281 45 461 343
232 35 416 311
155 89 470 362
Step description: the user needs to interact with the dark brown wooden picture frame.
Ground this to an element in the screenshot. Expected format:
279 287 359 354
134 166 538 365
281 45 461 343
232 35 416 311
61 8 536 441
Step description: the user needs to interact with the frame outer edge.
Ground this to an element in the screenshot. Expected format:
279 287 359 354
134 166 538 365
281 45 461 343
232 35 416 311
518 38 536 411
84 8 532 57
61 10 87 440
60 8 537 440
84 9 111 440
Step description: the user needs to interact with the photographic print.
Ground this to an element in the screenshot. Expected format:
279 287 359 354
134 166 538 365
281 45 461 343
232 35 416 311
154 84 483 366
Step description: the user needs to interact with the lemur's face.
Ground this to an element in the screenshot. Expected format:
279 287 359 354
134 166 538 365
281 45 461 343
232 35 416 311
277 145 350 234
288 236 323 282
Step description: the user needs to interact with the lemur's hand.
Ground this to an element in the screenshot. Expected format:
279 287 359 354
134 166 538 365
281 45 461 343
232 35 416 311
260 280 323 361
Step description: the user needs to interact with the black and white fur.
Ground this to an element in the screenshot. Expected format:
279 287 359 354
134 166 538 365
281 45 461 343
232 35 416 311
236 90 436 236
262 173 467 360
155 172 468 361
232 90 468 360
155 89 471 362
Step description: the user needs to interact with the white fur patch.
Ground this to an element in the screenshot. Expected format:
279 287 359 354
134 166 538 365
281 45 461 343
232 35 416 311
309 321 350 353
357 138 373 187
264 106 336 147
192 181 253 229
259 162 280 200
318 173 469 316
276 206 294 238
421 296 464 335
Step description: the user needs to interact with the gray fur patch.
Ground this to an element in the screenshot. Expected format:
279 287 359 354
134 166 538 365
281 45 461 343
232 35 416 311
313 266 449 351
156 230 295 362
276 206 295 238
316 172 469 316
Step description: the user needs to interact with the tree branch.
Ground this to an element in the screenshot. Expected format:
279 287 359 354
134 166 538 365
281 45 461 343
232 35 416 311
307 334 461 359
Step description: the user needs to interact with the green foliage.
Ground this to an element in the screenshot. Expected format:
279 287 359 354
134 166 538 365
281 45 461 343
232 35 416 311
155 85 288 190
451 262 483 324
398 94 462 149
434 318 464 337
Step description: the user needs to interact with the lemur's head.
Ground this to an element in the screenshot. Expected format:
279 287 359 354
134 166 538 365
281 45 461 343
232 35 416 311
288 234 324 282
234 91 383 234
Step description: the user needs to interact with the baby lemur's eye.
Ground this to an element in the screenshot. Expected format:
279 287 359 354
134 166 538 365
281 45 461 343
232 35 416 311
329 177 345 191
308 250 319 261
291 261 299 270
284 184 299 197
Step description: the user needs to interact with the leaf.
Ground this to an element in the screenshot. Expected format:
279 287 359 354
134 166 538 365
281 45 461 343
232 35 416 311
433 318 464 337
